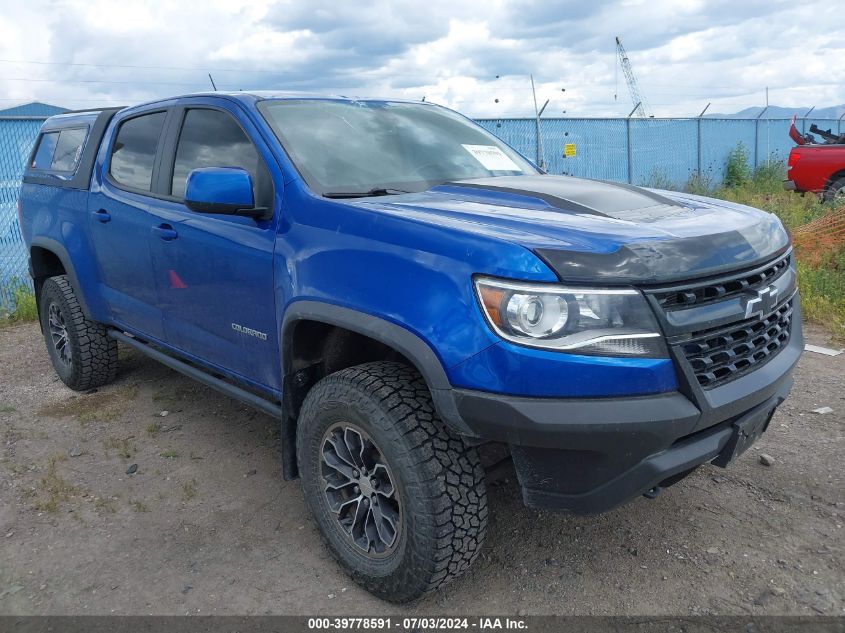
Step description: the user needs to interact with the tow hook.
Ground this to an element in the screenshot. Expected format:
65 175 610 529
643 486 662 500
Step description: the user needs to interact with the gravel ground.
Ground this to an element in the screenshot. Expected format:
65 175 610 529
0 321 842 616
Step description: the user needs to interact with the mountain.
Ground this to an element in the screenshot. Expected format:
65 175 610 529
707 105 844 119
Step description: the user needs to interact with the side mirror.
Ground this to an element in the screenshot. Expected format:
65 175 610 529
184 167 268 219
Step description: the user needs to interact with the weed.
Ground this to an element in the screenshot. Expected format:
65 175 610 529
146 422 162 437
685 170 715 196
753 160 786 191
117 346 137 362
129 499 150 513
646 168 675 191
38 388 132 425
94 497 117 514
103 436 134 460
182 480 197 501
34 455 78 512
152 386 193 403
1 280 37 325
724 142 752 188
796 254 845 339
159 449 180 459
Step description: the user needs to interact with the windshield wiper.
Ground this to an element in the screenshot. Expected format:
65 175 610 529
323 188 412 199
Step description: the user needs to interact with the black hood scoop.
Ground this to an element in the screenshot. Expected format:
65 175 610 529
450 175 695 223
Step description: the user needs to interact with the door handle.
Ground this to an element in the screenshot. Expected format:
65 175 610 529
152 224 178 241
93 209 111 223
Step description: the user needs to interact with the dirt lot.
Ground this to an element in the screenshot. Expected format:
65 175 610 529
0 321 842 616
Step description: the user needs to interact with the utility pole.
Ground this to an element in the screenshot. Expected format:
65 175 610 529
530 74 546 171
697 103 710 177
626 104 637 184
765 87 770 164
803 106 816 134
754 106 768 170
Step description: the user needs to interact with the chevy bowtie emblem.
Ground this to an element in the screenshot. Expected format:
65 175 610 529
743 285 779 319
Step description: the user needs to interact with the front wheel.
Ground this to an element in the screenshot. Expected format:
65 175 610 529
296 362 487 602
39 275 118 391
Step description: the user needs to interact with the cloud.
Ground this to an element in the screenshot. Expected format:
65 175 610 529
0 0 840 118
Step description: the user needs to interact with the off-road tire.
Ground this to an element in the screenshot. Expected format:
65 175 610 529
39 275 118 391
823 176 845 202
297 361 487 603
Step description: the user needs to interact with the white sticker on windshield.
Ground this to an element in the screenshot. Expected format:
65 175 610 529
462 144 520 171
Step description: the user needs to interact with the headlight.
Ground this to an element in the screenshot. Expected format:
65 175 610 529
474 277 667 357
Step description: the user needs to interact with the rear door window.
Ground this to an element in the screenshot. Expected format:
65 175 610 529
50 127 88 172
110 112 167 191
30 127 89 172
31 132 59 169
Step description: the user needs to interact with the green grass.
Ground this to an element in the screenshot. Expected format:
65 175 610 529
0 280 37 326
794 254 845 339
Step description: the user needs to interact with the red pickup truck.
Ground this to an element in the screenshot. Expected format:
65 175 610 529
785 117 845 201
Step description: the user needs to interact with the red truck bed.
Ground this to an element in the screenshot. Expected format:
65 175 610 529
785 120 845 200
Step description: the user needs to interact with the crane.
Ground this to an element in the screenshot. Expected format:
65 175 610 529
615 36 651 118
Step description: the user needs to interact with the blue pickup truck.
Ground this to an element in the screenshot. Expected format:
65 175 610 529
18 92 801 602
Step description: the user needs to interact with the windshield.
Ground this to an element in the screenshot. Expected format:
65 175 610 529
258 99 537 195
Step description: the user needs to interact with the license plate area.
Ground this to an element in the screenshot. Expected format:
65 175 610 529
711 406 774 468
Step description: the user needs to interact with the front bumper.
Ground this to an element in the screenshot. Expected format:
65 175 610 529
443 300 803 514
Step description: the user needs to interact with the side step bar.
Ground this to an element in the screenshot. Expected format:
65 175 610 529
108 330 282 418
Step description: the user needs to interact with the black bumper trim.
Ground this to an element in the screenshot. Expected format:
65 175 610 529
518 385 789 514
454 389 701 450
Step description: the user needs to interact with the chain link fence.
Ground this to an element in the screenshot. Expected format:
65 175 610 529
1 113 843 310
477 116 843 188
1 116 46 312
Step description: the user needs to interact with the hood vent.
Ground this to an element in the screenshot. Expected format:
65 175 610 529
448 175 693 223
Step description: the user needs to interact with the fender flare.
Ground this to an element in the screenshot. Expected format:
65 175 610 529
29 236 93 318
281 300 471 436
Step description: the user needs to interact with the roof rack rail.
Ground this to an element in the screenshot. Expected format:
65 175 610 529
62 106 126 115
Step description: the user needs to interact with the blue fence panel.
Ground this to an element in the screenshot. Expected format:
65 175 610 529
1 118 44 311
755 119 793 166
476 118 536 164
698 119 757 185
630 118 698 188
541 118 628 182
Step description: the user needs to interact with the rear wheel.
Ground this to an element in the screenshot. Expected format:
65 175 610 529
296 361 487 602
39 275 118 391
823 176 845 202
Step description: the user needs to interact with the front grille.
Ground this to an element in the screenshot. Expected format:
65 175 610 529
656 253 790 308
681 299 794 389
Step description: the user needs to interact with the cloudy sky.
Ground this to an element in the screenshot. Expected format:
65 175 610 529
0 0 842 118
